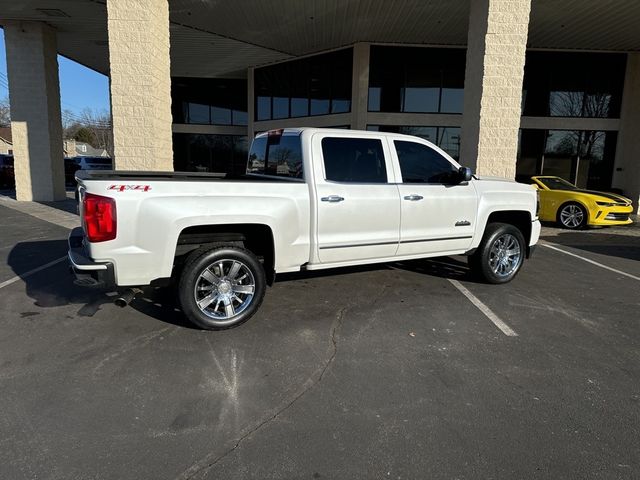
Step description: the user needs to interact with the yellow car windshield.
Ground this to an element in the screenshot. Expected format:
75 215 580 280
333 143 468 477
537 177 578 191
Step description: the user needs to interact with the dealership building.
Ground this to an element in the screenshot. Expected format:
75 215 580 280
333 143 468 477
1 0 639 211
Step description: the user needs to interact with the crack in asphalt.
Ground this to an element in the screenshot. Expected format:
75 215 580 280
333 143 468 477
177 307 348 480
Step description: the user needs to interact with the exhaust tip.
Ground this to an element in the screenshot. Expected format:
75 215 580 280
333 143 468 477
114 288 138 308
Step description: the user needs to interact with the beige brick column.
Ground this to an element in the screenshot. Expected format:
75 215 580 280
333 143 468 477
460 0 532 178
3 21 65 201
613 54 640 213
107 0 173 171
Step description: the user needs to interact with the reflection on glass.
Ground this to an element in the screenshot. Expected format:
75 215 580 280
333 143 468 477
367 125 461 160
172 78 247 126
331 99 351 114
254 48 352 121
211 106 231 125
232 110 248 126
310 98 330 115
187 103 210 124
273 97 289 119
522 52 625 118
516 129 617 190
173 133 248 176
257 96 271 121
368 46 466 114
368 87 381 111
403 87 439 113
291 98 309 117
440 88 464 113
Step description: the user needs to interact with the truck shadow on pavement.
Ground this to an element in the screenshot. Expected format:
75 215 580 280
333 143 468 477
7 239 196 328
276 256 473 283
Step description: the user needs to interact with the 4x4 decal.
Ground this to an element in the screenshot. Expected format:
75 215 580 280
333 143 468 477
108 185 152 192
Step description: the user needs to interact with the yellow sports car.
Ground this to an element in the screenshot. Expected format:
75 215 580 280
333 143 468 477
531 176 633 229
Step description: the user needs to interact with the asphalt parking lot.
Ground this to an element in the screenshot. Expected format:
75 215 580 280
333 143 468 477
0 197 639 480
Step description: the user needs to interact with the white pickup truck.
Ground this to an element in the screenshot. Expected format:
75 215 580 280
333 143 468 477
69 127 540 329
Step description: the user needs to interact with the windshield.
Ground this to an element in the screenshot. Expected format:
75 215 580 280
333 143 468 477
537 177 578 191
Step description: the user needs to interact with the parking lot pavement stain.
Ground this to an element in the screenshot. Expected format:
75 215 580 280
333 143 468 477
176 306 348 480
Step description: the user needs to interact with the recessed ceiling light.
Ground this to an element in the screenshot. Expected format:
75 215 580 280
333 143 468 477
36 8 70 18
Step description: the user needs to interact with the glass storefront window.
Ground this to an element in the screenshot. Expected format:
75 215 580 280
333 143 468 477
368 46 466 114
172 78 248 126
367 125 461 160
522 52 625 118
173 133 248 176
254 48 353 121
516 129 618 190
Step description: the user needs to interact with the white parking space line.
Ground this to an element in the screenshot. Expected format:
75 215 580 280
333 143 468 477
541 242 640 282
448 279 518 337
0 256 67 290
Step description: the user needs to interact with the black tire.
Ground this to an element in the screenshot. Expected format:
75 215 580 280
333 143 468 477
469 222 526 284
557 202 587 229
178 245 266 330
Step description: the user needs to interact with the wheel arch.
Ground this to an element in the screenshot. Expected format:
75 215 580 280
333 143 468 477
483 210 533 257
174 223 276 284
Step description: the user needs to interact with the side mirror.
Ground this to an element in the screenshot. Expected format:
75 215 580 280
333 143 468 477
458 166 473 182
531 183 540 190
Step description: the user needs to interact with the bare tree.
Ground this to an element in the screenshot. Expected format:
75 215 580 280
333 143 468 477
0 97 10 127
77 108 114 158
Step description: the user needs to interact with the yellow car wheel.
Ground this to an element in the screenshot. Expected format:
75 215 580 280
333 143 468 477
557 202 587 229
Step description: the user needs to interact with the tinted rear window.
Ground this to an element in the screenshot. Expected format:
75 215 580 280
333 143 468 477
247 133 303 179
321 137 387 183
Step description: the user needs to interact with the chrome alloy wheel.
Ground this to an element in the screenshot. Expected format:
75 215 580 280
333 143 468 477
194 259 256 323
560 204 584 228
488 233 521 278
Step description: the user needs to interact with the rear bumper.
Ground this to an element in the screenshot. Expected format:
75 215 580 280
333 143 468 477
68 227 115 288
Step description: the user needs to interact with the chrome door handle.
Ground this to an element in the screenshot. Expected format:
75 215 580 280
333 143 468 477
403 194 423 201
321 195 345 203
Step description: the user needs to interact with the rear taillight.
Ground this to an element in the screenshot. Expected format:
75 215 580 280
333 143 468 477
83 193 117 242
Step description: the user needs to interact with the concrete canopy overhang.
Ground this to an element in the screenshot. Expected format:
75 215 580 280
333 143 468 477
1 0 640 78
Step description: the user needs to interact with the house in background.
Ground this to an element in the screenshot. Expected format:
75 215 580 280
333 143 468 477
63 139 109 158
0 127 12 155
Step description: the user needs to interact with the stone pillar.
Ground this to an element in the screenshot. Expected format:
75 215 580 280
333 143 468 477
613 53 640 213
350 43 370 130
460 0 532 178
107 0 173 171
3 21 66 201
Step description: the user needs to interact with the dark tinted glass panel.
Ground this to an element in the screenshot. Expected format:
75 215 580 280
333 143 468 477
233 110 248 126
257 97 271 120
369 125 461 160
522 52 625 118
254 48 352 120
265 135 304 179
394 140 457 183
291 97 309 117
273 97 289 119
516 129 618 190
211 106 231 125
369 46 466 114
187 103 210 124
321 137 387 183
171 78 248 126
173 133 248 176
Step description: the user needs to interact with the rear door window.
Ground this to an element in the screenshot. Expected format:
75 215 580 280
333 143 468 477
321 137 387 183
